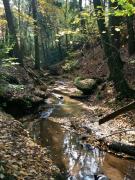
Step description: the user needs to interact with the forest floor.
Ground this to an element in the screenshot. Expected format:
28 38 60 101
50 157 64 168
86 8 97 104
0 111 59 179
0 45 135 179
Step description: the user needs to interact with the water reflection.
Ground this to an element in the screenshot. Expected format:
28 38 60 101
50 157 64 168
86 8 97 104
63 133 104 179
39 119 135 180
41 93 87 118
26 93 135 180
102 154 135 180
40 120 68 173
39 119 105 179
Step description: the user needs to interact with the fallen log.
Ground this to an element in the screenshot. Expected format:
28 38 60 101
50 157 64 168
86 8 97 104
23 66 47 87
99 101 135 125
69 95 89 100
106 141 135 157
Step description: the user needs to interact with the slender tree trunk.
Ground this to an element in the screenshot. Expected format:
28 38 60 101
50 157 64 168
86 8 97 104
2 0 23 65
32 0 40 69
45 42 49 63
41 40 47 66
17 0 25 56
58 38 63 60
127 15 135 55
79 0 86 32
56 26 63 60
65 0 69 51
109 1 121 49
40 31 48 68
93 0 134 97
70 0 78 10
79 0 82 11
18 0 21 41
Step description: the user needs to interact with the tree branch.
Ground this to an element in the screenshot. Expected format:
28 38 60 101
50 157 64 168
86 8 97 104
99 101 135 125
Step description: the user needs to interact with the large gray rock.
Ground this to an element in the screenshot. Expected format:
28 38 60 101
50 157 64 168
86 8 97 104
74 77 98 95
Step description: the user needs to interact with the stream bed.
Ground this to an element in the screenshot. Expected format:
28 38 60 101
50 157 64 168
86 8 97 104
24 93 135 180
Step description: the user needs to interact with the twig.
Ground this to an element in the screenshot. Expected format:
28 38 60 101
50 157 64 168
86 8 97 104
99 101 135 124
98 128 135 140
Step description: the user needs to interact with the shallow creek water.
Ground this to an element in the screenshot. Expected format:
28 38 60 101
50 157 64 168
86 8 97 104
25 93 135 180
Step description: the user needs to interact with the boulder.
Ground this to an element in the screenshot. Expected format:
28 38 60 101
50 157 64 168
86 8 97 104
74 77 98 95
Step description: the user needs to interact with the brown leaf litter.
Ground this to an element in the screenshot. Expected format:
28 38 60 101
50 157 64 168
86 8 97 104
0 111 59 180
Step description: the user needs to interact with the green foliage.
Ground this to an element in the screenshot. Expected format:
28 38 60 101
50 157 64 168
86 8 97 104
23 98 32 108
8 84 24 91
0 42 12 59
0 85 7 96
62 59 79 72
2 0 134 68
0 84 24 96
111 0 135 16
0 41 17 67
2 0 100 65
74 76 83 84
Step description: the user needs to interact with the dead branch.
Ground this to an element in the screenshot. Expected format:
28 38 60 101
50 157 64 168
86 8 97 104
99 101 135 125
23 66 47 87
106 141 135 157
98 128 135 140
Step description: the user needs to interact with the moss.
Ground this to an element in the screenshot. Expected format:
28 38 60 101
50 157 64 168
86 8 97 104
62 60 79 72
0 84 9 97
74 77 97 95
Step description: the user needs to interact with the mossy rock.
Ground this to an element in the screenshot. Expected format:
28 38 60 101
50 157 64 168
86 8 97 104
74 77 98 95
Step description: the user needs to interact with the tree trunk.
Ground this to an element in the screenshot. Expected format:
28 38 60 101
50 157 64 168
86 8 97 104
79 0 85 32
2 0 23 65
40 32 48 68
93 0 134 97
58 38 63 60
32 0 40 69
70 0 78 10
127 15 135 55
65 0 69 51
109 1 122 49
79 0 82 11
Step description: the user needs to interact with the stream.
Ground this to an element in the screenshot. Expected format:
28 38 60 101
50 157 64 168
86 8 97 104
24 93 135 180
